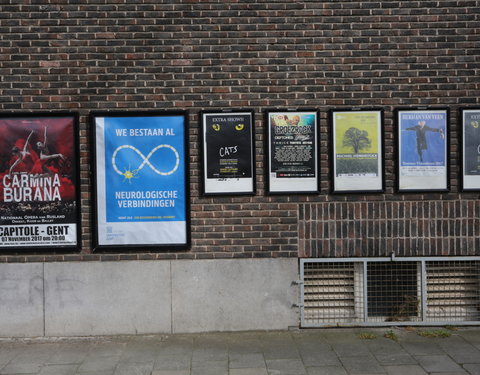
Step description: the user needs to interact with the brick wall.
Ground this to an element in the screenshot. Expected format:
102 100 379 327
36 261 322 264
0 1 479 261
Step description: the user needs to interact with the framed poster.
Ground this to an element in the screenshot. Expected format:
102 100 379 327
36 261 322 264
91 111 190 251
396 108 449 192
266 110 319 194
330 109 384 193
0 112 80 251
201 110 255 195
461 107 480 191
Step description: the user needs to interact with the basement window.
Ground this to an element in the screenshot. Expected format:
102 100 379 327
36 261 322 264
367 261 419 322
300 257 480 327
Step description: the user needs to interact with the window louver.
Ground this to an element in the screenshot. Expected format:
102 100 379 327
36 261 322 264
426 261 480 322
300 258 480 327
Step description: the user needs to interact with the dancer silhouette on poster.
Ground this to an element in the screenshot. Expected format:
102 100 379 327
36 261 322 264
31 126 65 175
405 120 444 162
9 129 34 176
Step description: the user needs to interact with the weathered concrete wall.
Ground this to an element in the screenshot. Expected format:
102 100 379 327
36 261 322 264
0 258 298 337
172 258 298 333
44 261 172 336
0 263 44 337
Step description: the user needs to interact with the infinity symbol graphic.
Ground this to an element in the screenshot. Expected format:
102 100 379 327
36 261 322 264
112 145 180 176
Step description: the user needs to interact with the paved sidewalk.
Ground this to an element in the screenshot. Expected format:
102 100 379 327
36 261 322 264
1 327 480 375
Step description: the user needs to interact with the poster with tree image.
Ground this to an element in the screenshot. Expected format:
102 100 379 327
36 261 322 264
331 109 384 193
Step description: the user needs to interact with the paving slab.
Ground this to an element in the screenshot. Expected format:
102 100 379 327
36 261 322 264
45 344 91 365
190 359 227 375
400 340 445 356
339 355 385 374
436 336 480 364
112 362 153 375
414 355 464 373
118 344 160 363
302 351 342 367
37 364 79 375
0 347 21 367
457 329 480 350
151 371 190 375
0 329 479 375
87 342 126 358
367 339 416 366
191 347 228 363
227 339 263 355
76 355 121 373
153 356 191 371
229 369 268 375
265 358 307 375
228 353 265 369
261 334 300 361
384 365 427 375
306 366 348 375
463 363 480 375
332 342 372 358
0 361 43 374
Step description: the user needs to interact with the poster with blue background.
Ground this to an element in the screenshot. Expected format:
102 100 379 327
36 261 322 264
93 112 188 248
398 109 448 191
400 111 446 168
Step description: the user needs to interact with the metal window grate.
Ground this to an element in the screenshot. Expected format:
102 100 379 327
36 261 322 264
367 261 420 322
426 261 480 322
303 262 364 324
300 257 480 327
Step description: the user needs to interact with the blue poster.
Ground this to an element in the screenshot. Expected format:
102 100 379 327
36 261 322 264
400 112 446 166
104 116 186 223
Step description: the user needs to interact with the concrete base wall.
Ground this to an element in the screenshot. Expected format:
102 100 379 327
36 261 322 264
0 258 298 337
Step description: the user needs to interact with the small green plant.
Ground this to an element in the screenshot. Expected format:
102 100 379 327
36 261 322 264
357 332 377 339
384 330 398 341
417 329 451 338
445 325 458 331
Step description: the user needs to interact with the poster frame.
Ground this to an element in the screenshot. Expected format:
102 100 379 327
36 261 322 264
200 109 256 196
329 108 385 194
0 111 81 253
90 110 190 252
460 107 480 192
395 107 450 193
265 108 320 195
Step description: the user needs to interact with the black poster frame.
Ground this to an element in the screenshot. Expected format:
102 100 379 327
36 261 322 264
460 107 480 192
395 107 450 193
265 109 320 195
90 110 191 252
329 108 385 194
200 109 256 196
0 111 81 253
